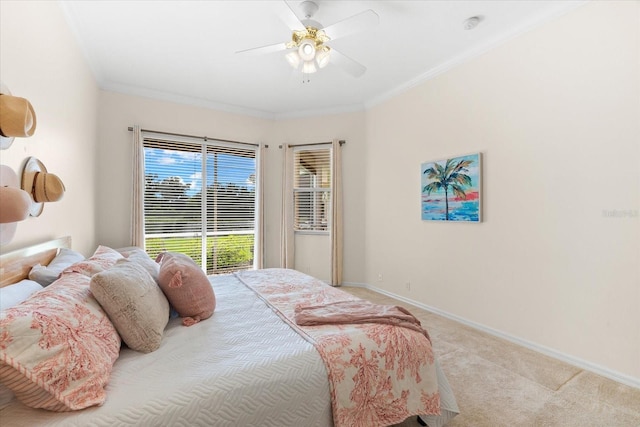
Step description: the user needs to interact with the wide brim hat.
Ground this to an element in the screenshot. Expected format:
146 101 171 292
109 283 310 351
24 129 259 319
0 186 31 223
21 157 65 217
0 165 22 244
34 171 65 203
0 82 37 149
0 82 16 149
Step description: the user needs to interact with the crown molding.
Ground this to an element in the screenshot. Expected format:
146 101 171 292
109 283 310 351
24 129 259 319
100 81 277 120
62 0 589 120
365 0 589 110
273 103 365 121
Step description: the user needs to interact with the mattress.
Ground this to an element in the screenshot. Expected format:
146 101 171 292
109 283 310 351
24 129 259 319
0 270 458 427
0 273 333 426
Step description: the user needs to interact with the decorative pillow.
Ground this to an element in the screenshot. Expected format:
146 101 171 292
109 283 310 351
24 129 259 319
116 246 160 282
90 259 169 353
0 384 15 410
0 272 121 411
156 252 216 327
0 279 43 311
62 245 123 277
28 248 85 286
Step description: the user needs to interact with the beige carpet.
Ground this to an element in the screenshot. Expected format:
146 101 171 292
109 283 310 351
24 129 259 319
340 286 640 427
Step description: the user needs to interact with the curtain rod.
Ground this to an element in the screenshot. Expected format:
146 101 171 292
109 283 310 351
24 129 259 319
278 140 346 149
127 127 263 148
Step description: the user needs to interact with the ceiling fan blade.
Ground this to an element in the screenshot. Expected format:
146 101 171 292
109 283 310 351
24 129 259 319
280 0 306 32
237 1 304 57
323 9 379 41
330 48 366 78
236 42 288 56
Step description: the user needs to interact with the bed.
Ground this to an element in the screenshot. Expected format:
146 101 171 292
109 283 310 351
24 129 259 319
0 237 458 427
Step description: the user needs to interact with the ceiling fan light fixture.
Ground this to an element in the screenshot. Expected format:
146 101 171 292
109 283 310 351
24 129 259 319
316 46 330 68
302 60 317 74
298 39 316 61
286 51 301 69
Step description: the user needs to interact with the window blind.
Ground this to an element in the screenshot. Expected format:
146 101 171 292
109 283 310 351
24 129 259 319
143 136 256 274
293 147 331 232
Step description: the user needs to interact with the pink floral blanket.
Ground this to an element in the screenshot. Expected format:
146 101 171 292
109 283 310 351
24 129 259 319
294 300 432 341
235 269 440 427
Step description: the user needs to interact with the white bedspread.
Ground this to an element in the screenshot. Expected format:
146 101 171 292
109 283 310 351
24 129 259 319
0 274 333 426
0 271 458 427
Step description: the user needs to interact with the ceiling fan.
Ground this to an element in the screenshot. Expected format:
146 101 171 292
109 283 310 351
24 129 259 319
237 0 379 79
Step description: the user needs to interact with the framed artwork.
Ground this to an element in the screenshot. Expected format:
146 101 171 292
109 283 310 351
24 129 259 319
421 152 481 222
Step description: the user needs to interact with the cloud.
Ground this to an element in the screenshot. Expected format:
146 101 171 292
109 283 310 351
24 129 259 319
158 156 177 165
189 172 202 192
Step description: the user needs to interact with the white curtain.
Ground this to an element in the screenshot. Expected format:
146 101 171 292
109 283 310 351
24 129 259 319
280 145 295 268
330 139 343 286
131 125 145 248
253 144 265 269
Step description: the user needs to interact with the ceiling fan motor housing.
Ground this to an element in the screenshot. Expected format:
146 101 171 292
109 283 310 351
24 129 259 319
299 0 319 19
289 26 329 50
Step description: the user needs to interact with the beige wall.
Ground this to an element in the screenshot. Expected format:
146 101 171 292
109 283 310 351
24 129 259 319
96 91 274 251
97 93 366 284
0 0 99 255
364 0 639 381
269 113 367 282
1 0 637 385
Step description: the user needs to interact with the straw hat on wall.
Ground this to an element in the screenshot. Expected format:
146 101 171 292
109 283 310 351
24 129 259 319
0 82 37 149
21 157 65 217
0 165 31 245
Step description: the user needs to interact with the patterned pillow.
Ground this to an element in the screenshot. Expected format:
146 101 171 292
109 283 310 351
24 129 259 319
156 252 216 326
90 259 169 353
0 272 121 411
62 245 123 277
0 384 15 410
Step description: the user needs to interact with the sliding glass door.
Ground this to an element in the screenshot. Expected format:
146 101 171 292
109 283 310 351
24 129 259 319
142 135 257 274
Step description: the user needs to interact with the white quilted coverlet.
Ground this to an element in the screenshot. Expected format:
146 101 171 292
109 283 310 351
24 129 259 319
0 274 333 426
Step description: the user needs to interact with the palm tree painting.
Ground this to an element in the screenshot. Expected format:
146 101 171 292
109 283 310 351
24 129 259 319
421 153 481 221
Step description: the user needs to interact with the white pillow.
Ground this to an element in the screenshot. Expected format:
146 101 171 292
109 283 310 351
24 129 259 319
0 279 43 311
116 246 160 282
28 247 85 286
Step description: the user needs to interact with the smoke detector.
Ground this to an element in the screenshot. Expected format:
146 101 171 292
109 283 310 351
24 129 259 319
463 16 482 30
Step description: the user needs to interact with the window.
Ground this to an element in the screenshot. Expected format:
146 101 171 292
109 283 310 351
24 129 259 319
293 147 331 233
143 135 257 274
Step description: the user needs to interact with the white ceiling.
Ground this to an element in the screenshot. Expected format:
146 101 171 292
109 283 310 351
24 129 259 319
60 0 584 119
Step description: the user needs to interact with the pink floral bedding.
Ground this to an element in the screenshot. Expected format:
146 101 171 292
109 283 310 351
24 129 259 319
235 269 440 427
294 300 432 340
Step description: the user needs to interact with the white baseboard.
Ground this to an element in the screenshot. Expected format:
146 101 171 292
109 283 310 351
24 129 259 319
342 281 640 390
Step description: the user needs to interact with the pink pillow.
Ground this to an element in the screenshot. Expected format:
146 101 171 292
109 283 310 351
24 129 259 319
156 252 215 326
0 272 121 411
